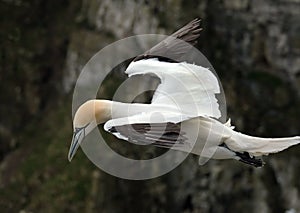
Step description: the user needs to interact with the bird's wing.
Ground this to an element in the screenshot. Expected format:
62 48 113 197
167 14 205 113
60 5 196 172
104 114 228 158
133 18 202 62
125 59 221 118
103 112 193 149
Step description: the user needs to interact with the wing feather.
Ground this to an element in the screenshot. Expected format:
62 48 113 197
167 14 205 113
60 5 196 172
104 113 192 148
106 121 188 148
133 18 202 62
126 59 221 118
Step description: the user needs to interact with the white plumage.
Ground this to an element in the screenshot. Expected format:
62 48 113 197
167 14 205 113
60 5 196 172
101 59 300 166
126 59 221 118
68 18 300 167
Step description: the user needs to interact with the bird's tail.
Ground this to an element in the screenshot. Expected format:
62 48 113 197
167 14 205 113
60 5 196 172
226 131 300 157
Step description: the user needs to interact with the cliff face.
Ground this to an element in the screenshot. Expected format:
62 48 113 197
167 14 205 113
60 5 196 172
1 0 300 212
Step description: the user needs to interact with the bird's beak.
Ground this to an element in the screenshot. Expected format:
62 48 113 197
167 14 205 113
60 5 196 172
68 127 85 162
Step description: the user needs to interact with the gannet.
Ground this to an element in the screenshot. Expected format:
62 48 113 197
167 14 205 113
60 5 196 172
68 18 300 167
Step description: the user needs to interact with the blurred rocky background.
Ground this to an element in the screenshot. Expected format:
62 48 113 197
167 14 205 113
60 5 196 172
1 0 300 212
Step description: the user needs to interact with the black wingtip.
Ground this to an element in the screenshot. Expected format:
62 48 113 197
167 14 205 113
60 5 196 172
133 17 204 62
191 18 202 27
191 17 202 23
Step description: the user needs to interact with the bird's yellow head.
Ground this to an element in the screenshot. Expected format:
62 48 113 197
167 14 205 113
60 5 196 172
68 100 112 161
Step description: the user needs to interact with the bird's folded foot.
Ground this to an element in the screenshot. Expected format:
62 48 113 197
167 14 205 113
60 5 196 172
236 152 264 168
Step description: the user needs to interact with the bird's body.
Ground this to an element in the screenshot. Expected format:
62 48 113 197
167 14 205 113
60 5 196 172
68 18 300 167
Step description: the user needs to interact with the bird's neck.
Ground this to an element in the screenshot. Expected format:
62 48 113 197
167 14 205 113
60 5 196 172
94 100 151 123
94 99 179 124
93 100 113 124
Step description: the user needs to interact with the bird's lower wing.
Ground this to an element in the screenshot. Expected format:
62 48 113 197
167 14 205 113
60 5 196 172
106 121 189 149
103 112 192 149
104 115 232 163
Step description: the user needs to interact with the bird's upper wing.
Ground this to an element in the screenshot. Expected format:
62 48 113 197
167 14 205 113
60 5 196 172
125 59 221 119
133 18 202 62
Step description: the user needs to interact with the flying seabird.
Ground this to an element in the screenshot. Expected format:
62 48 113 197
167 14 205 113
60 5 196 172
68 18 300 167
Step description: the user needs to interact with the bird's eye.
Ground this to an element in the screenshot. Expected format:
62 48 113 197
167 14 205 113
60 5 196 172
74 123 90 134
75 127 81 132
